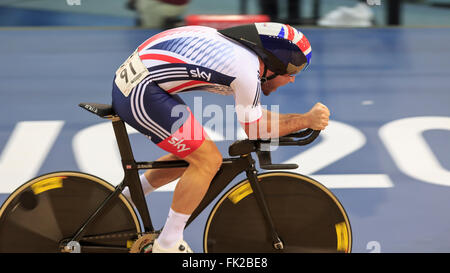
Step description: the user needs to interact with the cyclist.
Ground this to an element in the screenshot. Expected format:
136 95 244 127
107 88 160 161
112 22 330 253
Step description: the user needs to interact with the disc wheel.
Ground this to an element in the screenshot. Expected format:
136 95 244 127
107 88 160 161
0 172 141 253
204 172 352 253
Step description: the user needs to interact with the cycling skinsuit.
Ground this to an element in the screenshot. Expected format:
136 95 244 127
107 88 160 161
112 26 262 158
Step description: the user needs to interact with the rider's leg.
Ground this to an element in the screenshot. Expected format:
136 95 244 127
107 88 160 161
112 79 219 251
121 153 186 200
155 138 222 250
171 138 222 214
142 153 186 188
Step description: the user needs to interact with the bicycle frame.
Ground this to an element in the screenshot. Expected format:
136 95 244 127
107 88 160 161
69 118 276 245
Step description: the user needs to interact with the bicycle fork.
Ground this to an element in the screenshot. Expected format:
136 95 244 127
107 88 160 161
244 156 284 250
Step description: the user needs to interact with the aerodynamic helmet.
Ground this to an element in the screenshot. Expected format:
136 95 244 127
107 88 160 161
219 22 312 78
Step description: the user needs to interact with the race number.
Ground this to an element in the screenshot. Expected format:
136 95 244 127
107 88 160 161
114 50 150 97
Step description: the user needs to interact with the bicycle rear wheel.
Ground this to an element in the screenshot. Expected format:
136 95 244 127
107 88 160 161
0 172 141 253
204 172 352 253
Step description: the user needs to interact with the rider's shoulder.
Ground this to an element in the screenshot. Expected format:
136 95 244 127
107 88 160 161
232 49 260 78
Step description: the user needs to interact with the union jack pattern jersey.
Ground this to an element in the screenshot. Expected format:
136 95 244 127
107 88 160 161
136 26 262 124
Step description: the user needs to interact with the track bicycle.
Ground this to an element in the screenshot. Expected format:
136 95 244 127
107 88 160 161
0 102 352 253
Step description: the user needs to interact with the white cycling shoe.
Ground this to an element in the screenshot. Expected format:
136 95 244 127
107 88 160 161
152 239 193 253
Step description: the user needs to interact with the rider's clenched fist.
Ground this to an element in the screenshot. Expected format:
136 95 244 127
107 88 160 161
306 102 330 130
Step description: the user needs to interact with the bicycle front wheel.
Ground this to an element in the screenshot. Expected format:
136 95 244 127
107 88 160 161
204 172 352 253
0 172 141 253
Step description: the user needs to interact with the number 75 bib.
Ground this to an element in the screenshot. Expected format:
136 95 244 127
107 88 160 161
114 50 150 97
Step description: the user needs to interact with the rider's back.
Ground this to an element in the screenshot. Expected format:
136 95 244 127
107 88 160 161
136 25 263 124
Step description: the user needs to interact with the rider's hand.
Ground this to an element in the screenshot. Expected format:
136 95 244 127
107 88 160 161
305 102 330 130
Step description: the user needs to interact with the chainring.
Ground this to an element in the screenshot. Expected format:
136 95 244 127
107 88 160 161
129 232 159 253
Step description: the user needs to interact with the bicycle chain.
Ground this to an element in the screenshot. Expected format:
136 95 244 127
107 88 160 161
80 231 145 241
79 231 160 253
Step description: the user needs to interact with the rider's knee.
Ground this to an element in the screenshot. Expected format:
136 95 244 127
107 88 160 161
185 140 222 173
205 151 223 172
197 147 222 173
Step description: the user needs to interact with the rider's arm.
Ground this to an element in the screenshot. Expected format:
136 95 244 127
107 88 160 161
242 103 330 139
232 52 329 139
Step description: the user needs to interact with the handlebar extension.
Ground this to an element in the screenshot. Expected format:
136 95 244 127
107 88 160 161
256 129 321 170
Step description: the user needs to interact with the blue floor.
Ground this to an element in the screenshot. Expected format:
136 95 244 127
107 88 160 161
1 27 450 253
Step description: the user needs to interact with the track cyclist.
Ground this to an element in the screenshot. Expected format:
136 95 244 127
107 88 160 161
111 22 330 253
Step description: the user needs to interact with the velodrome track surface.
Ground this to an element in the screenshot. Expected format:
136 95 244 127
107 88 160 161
0 27 449 252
